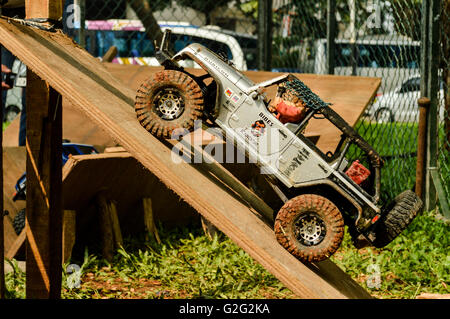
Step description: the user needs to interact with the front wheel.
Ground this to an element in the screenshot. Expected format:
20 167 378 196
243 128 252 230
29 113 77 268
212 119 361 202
135 70 204 139
274 194 345 262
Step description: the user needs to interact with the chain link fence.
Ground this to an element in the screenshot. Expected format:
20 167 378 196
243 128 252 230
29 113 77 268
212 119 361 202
69 0 259 71
67 0 450 214
1 0 447 214
272 0 424 206
437 0 449 215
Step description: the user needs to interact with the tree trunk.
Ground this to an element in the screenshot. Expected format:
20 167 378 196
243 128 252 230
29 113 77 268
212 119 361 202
127 0 164 45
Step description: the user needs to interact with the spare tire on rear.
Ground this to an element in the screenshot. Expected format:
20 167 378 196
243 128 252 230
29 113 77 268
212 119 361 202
372 190 423 248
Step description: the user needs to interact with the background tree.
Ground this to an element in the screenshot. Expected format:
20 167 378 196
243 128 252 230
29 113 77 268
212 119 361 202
176 0 234 25
127 0 171 44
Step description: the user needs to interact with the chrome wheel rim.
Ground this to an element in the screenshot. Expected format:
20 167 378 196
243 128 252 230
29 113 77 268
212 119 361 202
294 212 327 246
154 88 185 120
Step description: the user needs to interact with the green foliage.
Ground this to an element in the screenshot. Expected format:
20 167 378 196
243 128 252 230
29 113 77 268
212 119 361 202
4 259 25 299
98 226 292 299
331 210 450 298
4 211 448 299
176 0 234 24
239 0 258 20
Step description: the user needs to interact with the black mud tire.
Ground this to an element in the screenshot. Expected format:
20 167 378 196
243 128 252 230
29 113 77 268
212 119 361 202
13 209 26 235
274 194 345 263
135 70 204 139
372 190 423 248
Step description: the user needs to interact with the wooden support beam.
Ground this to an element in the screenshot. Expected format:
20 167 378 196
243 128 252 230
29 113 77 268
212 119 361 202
62 210 76 263
24 0 63 300
25 70 63 299
201 217 220 240
96 192 123 261
142 198 160 244
25 0 63 21
101 46 118 63
109 201 123 249
96 193 114 262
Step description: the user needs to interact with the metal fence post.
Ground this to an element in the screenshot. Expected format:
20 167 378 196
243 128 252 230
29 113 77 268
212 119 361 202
326 0 336 75
420 0 430 99
0 44 5 300
257 0 272 71
424 0 441 211
416 97 430 200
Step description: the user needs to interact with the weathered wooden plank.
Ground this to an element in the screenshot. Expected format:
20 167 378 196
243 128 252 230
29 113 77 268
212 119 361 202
0 20 373 298
62 210 76 263
101 46 118 63
142 198 161 244
96 192 114 262
25 70 63 299
109 200 123 249
24 1 63 299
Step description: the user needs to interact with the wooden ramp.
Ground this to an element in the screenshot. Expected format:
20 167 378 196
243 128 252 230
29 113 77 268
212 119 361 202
0 19 375 298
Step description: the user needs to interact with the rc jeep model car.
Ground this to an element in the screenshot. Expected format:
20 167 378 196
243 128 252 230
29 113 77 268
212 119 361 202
134 30 423 262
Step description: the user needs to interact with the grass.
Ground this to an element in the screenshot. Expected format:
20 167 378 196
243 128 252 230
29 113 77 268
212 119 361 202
331 210 450 299
4 210 449 299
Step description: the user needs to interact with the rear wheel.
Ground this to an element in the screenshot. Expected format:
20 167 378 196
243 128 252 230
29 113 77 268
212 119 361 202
135 70 204 139
372 190 423 248
274 194 345 262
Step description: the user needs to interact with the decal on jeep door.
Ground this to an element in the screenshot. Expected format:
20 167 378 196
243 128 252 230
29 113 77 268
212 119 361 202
283 148 311 177
251 120 266 137
258 112 274 127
